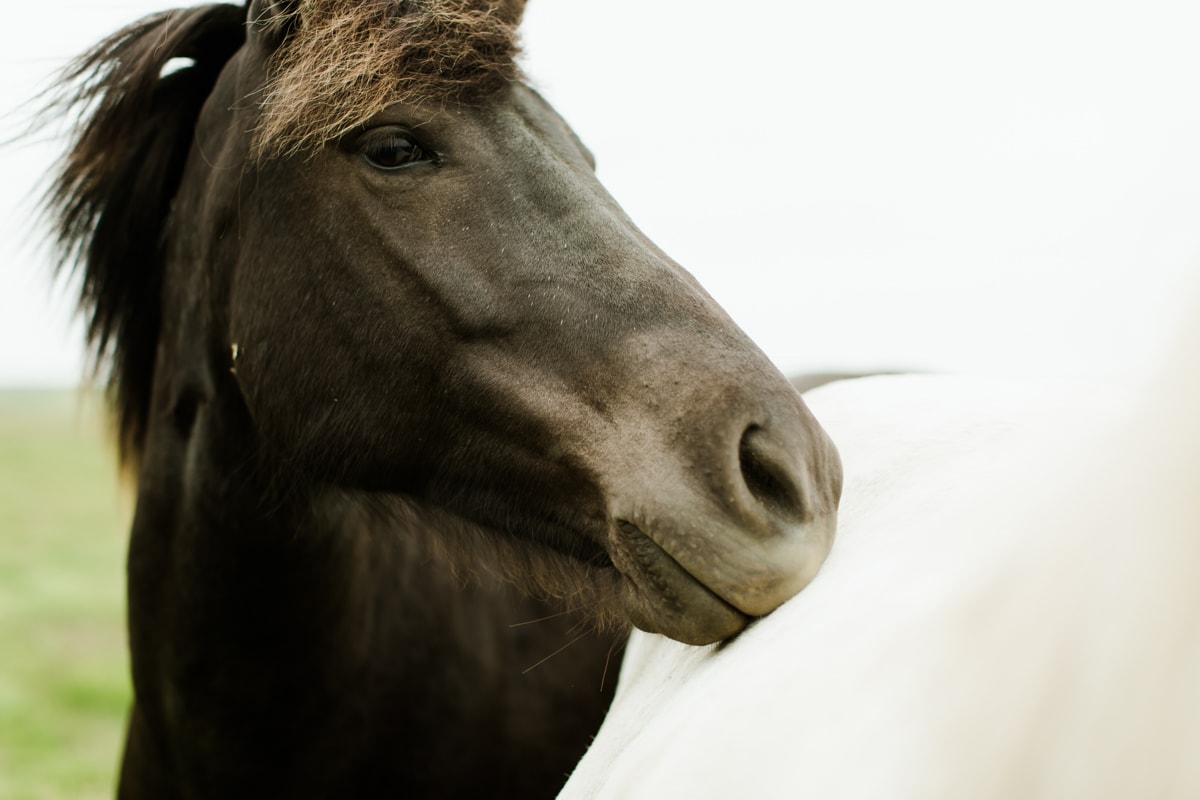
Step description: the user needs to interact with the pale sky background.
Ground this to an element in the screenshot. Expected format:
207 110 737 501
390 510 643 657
2 1 1199 387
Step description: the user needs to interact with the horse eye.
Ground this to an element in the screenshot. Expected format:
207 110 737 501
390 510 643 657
358 127 432 170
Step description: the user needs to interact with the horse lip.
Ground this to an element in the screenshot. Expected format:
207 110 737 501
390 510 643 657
609 498 836 626
613 519 751 644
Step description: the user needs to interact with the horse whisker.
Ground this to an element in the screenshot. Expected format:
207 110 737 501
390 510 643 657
509 608 575 628
599 635 626 694
522 632 589 676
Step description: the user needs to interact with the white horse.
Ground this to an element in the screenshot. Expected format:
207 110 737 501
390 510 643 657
562 298 1200 799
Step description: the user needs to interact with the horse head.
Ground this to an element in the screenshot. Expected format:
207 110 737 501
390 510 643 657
51 0 841 646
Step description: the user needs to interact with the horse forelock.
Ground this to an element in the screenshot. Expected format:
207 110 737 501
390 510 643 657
252 0 524 158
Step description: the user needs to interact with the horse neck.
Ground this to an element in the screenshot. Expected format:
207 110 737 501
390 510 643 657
121 272 619 795
123 386 534 791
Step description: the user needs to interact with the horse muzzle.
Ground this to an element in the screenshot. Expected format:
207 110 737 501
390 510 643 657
599 379 842 645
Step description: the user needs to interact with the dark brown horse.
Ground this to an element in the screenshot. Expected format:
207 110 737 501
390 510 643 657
45 1 842 796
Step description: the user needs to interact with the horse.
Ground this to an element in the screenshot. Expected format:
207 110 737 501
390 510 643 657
562 299 1200 797
42 1 842 797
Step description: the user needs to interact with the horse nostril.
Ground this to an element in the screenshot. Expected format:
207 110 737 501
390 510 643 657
738 425 807 523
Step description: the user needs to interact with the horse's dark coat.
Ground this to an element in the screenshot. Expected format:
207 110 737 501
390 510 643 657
45 2 842 797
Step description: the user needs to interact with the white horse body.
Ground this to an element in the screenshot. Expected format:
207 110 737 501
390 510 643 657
563 316 1200 798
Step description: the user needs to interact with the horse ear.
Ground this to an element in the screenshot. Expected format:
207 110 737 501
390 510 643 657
247 1 526 39
245 1 526 47
499 0 527 24
246 0 298 47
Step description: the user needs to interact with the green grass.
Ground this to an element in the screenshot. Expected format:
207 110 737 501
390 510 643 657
0 390 130 800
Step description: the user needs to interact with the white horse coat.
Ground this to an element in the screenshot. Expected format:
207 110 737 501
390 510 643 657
562 309 1200 798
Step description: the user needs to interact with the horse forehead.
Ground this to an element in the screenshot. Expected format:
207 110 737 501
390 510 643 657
399 85 584 153
250 0 523 157
515 85 596 159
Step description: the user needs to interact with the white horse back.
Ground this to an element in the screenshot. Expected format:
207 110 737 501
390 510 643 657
563 319 1200 798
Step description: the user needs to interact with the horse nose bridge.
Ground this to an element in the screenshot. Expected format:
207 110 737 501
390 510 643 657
488 154 723 326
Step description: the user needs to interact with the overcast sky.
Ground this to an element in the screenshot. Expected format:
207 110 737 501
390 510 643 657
3 0 1199 387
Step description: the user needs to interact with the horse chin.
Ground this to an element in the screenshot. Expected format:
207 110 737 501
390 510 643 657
612 521 752 646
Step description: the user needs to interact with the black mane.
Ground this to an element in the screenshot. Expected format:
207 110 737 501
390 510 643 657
44 4 244 464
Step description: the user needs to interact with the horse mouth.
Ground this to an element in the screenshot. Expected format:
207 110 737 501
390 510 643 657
612 520 751 645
